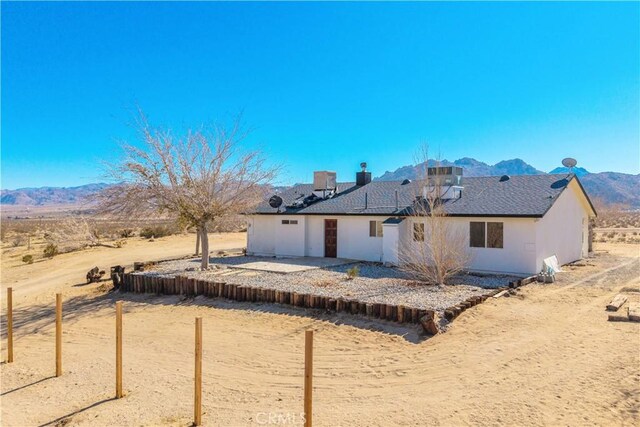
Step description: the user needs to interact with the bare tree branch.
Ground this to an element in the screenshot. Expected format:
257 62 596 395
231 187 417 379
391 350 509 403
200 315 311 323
398 144 472 285
94 110 279 269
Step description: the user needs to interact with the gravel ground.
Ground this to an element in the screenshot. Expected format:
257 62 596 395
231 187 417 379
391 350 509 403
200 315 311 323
146 256 521 311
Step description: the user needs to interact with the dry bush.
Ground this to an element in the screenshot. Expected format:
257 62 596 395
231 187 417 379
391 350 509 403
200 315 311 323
119 229 135 238
312 278 338 288
345 266 360 280
139 224 180 239
44 217 111 252
11 235 24 247
593 198 640 228
398 147 471 285
43 243 58 258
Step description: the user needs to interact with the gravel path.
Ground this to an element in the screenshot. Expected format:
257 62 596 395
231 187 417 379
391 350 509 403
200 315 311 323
146 256 520 311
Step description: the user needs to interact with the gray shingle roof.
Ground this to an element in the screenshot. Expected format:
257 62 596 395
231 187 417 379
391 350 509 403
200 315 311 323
254 174 590 218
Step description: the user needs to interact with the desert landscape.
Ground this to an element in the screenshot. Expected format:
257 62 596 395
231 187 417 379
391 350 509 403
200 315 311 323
2 2 639 426
1 222 638 426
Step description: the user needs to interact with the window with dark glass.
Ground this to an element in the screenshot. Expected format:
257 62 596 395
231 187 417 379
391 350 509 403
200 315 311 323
470 222 486 247
369 221 376 237
369 221 383 237
487 222 503 248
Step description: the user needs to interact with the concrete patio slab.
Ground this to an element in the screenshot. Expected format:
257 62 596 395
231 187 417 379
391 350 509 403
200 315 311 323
225 256 357 274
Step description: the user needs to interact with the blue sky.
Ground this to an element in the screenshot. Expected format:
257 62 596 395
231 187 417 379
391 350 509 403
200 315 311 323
2 1 639 189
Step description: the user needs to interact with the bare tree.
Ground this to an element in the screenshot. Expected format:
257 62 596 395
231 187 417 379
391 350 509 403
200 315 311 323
96 111 278 269
45 216 115 252
398 146 471 285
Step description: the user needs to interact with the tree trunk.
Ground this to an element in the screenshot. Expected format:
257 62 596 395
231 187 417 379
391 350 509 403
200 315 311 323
195 229 201 256
200 223 209 270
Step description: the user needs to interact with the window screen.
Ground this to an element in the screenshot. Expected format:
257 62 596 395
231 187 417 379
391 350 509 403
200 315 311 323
413 223 425 242
470 222 485 247
487 222 503 248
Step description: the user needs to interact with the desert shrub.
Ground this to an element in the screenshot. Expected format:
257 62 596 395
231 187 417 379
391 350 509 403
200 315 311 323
22 254 34 264
346 266 360 280
140 225 176 239
119 229 135 238
11 235 24 247
43 243 59 258
313 278 338 288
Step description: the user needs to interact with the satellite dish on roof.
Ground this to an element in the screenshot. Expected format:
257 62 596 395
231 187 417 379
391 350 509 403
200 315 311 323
268 195 283 209
562 157 577 168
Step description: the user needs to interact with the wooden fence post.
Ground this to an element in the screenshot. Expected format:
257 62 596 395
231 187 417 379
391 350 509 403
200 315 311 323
56 293 62 377
7 287 13 363
304 330 313 427
116 301 123 398
194 317 203 426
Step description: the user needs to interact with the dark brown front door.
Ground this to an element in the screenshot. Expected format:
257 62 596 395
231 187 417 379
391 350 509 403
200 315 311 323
324 219 337 258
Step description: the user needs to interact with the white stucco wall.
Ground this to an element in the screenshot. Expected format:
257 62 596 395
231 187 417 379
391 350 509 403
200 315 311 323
247 215 275 255
248 214 389 260
274 216 307 256
304 216 325 257
382 223 401 264
335 216 385 261
399 216 538 275
535 181 590 270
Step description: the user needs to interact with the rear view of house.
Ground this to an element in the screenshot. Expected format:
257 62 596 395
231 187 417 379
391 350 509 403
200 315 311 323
247 165 597 275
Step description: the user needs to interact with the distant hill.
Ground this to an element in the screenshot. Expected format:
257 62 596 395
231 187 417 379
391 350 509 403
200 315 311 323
376 158 545 181
578 172 640 208
3 160 639 208
377 158 640 208
0 183 111 206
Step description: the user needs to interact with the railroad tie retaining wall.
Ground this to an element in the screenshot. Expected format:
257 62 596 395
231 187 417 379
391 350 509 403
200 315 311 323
443 276 537 321
119 273 536 329
120 273 435 327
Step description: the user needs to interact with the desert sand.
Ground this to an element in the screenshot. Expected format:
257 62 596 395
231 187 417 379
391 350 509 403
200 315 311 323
1 235 639 426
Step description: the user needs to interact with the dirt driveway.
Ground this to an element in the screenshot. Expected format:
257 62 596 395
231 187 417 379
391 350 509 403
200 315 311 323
1 239 639 426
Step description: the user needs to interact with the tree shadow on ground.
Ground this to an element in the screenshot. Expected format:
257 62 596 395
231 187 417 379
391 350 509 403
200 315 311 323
0 290 119 341
118 291 430 344
1 287 429 344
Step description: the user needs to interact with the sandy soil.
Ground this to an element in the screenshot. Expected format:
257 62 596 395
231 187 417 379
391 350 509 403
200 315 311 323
1 238 639 426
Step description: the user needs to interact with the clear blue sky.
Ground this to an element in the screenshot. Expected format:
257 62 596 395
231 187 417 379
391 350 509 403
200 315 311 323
2 1 639 189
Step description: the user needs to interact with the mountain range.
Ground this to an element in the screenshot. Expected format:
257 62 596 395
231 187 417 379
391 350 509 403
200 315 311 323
376 158 639 208
1 159 638 208
0 183 110 206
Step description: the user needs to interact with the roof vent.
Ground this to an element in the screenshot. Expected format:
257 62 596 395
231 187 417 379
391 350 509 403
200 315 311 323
499 175 510 182
313 171 337 190
401 179 411 185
